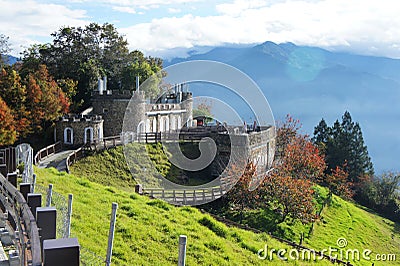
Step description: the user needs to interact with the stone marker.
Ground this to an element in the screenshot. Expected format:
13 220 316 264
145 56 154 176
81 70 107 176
27 194 42 219
0 165 6 177
135 184 143 194
36 207 57 245
43 238 80 266
19 183 31 201
6 173 17 188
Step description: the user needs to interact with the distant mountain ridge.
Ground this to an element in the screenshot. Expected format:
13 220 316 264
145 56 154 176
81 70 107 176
165 42 400 172
1 54 19 65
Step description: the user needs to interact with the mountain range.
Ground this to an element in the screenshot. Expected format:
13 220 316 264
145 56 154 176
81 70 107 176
164 42 400 173
1 55 19 65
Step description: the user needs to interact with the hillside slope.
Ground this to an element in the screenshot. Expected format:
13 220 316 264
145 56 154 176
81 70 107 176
35 167 336 265
306 195 399 265
67 146 399 265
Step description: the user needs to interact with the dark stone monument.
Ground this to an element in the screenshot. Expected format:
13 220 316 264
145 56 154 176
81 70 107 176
135 184 143 194
19 183 31 201
7 173 17 187
36 207 57 245
27 193 42 219
43 238 80 266
0 165 6 177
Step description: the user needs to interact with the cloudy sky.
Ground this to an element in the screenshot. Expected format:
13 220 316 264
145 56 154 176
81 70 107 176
1 0 400 59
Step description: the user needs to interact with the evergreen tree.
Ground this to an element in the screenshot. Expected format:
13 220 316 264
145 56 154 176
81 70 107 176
312 118 330 153
31 23 163 111
313 111 374 184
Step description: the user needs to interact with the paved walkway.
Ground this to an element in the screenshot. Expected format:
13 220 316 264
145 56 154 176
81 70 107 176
37 150 74 172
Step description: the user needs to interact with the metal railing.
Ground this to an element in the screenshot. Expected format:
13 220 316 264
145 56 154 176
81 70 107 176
34 141 62 165
65 147 85 174
0 173 41 265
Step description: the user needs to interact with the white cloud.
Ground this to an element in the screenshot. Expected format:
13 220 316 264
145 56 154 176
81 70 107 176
106 0 202 13
113 6 136 14
216 0 268 16
168 8 182 14
121 0 400 58
0 0 88 56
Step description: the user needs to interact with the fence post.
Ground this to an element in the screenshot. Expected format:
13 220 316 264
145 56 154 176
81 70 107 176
31 173 36 193
178 235 187 266
46 184 53 207
106 202 118 266
66 194 73 238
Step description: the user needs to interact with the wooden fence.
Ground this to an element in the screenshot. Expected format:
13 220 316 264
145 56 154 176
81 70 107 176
137 131 213 143
65 147 85 173
34 141 62 165
143 186 226 205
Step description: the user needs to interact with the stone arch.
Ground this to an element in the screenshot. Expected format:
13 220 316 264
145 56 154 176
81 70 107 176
98 127 103 141
152 118 157 133
164 116 170 132
64 127 74 145
177 116 182 129
171 115 176 130
84 127 94 144
137 121 145 136
145 119 151 133
159 117 165 132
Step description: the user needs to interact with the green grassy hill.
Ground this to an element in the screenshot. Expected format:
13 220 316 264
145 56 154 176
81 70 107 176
306 194 400 265
37 145 399 265
34 167 333 265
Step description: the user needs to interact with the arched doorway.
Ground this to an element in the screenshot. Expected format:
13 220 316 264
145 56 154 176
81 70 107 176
84 127 94 144
64 127 73 145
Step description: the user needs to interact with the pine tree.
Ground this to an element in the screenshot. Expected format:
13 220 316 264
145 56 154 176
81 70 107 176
312 118 330 153
313 111 374 184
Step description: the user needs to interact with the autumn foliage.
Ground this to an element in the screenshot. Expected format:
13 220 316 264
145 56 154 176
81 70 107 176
0 96 16 145
262 174 316 224
25 64 70 132
325 164 353 199
0 64 70 143
225 115 354 226
226 162 259 211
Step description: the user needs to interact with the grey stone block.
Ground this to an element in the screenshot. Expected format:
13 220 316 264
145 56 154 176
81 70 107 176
43 238 80 266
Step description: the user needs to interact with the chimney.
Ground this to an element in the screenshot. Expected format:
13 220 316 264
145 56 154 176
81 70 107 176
136 76 140 92
98 78 104 95
103 76 107 91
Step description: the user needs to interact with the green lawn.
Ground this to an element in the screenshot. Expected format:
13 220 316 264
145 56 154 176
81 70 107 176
35 167 336 265
306 194 400 265
50 145 399 265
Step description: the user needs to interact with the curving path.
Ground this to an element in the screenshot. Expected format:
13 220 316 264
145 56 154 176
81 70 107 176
37 150 74 172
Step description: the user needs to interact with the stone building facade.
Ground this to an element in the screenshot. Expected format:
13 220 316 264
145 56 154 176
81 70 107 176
56 78 193 146
55 115 103 147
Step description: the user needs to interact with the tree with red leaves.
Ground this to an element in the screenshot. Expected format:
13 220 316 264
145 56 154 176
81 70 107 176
262 174 317 224
0 67 30 138
0 64 70 143
259 115 326 224
325 164 353 199
226 162 259 221
0 96 16 146
25 64 70 132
